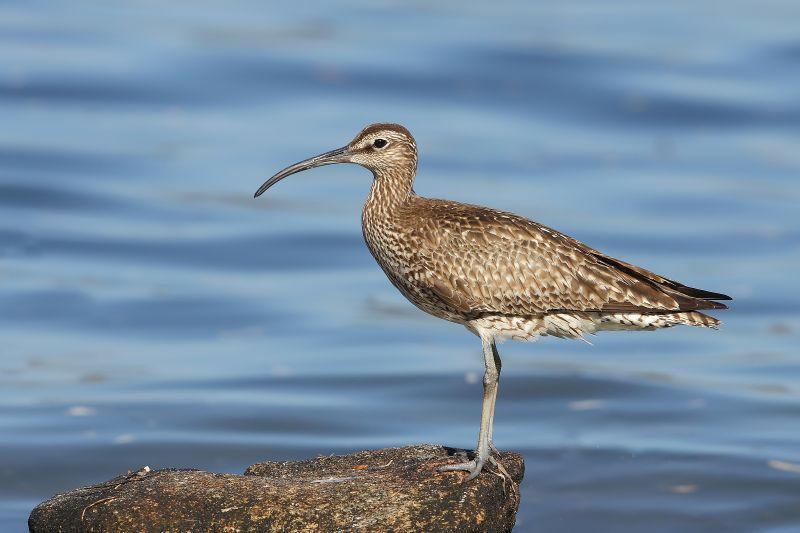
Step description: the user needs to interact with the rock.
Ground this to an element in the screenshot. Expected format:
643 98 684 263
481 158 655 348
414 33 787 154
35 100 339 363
29 445 523 532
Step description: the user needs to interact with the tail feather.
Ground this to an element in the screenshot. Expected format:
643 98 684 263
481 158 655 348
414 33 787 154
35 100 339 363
678 311 721 329
597 311 721 331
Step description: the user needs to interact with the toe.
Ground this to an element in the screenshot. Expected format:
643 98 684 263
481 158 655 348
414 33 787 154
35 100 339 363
438 460 475 473
438 459 486 480
464 461 485 481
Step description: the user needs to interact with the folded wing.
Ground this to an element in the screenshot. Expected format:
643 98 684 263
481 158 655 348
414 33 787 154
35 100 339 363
410 200 730 319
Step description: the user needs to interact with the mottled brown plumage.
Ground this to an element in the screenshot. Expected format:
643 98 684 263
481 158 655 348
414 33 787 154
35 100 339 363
255 123 731 480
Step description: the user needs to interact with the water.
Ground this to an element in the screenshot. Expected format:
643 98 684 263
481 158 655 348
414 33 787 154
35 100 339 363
2 1 799 531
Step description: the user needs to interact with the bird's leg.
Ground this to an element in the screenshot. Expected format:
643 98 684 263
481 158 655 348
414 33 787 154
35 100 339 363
439 334 500 481
488 340 501 455
483 340 513 487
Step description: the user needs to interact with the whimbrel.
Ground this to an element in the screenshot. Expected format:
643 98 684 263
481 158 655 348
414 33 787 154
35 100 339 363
254 123 731 480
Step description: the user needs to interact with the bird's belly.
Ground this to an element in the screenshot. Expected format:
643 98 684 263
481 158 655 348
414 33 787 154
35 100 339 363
469 313 624 342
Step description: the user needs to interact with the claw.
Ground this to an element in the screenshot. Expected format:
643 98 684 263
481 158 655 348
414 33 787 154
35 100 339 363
438 458 486 481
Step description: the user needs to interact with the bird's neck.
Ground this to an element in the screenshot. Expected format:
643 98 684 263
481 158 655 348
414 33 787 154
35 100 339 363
364 168 415 216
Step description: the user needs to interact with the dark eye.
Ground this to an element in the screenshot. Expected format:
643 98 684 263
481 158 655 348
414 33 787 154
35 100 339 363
372 138 387 149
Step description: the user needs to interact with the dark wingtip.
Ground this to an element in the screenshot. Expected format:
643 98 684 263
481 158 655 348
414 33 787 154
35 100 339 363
698 290 732 301
678 287 732 302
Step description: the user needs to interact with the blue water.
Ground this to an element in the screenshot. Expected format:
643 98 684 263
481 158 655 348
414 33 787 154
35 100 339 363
2 2 800 531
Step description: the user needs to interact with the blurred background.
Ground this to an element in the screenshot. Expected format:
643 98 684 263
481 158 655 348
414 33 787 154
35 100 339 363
2 1 799 531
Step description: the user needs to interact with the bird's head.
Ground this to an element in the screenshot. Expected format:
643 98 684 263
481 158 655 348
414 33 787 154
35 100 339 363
254 123 417 198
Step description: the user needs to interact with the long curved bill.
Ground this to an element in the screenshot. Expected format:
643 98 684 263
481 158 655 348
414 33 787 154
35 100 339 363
254 146 349 198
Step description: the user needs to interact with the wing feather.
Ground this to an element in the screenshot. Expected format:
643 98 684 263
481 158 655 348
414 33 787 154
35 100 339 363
406 198 730 317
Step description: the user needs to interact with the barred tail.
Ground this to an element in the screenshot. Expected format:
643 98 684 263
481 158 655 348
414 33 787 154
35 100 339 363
597 311 721 331
677 311 720 329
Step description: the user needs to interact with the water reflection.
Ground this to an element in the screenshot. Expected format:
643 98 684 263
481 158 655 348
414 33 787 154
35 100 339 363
2 1 799 532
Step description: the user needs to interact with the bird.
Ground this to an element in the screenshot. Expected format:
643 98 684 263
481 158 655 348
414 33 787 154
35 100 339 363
254 123 731 481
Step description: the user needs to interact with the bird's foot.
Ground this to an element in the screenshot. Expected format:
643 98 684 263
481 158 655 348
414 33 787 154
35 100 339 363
487 454 514 492
438 457 487 481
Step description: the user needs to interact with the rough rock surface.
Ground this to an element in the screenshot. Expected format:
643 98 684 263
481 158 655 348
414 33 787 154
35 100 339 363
29 445 523 532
